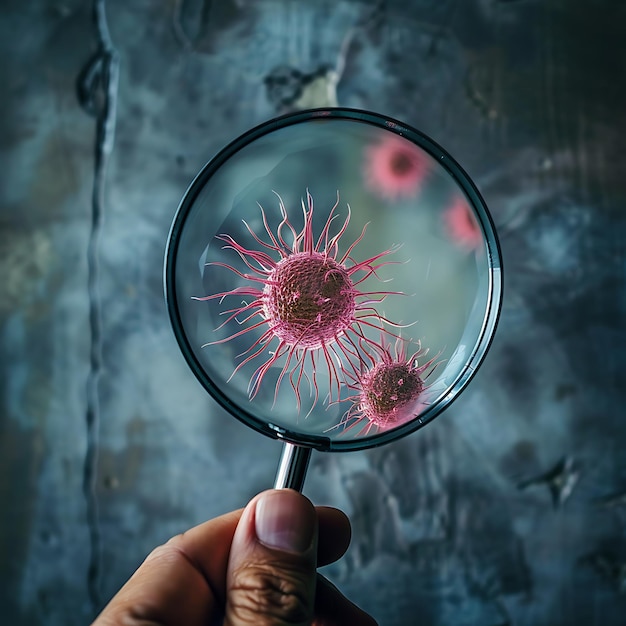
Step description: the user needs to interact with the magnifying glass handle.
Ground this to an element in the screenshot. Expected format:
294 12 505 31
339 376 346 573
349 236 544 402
273 442 311 491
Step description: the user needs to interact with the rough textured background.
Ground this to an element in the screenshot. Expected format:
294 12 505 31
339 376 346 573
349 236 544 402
1 1 626 624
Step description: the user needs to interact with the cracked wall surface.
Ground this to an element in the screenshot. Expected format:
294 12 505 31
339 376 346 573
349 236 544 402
1 1 626 624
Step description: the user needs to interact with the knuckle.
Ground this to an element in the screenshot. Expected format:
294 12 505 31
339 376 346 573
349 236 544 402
143 543 183 567
229 560 313 625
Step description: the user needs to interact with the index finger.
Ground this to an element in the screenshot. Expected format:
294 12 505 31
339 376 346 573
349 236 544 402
93 509 241 626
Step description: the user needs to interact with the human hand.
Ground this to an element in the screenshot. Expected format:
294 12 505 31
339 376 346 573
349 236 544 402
92 489 377 625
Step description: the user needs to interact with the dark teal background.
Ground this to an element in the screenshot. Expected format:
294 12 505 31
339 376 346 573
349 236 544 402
1 1 625 624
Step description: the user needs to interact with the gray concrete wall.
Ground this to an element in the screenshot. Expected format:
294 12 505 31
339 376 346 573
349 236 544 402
1 1 625 624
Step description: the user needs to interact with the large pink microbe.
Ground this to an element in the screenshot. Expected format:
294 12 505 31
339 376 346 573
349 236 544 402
194 191 404 410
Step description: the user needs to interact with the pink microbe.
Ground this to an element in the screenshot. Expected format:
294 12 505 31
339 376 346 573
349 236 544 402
194 191 404 411
443 195 482 251
339 338 438 435
364 134 431 201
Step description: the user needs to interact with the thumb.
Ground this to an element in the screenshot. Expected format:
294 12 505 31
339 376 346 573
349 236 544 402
224 489 318 626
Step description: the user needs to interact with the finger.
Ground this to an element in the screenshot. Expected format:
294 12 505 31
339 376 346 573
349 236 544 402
175 506 350 570
316 506 351 565
313 574 378 626
224 489 318 626
92 509 241 626
163 504 350 602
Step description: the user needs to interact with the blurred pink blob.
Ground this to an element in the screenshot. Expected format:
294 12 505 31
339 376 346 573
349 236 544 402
364 135 430 200
443 195 482 251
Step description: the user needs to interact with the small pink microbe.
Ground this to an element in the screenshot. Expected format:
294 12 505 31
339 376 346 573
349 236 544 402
339 339 438 436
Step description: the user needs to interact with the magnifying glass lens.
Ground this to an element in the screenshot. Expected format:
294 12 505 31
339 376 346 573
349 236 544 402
165 109 502 453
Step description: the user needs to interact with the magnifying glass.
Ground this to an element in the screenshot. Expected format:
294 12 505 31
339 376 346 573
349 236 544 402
164 108 502 491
